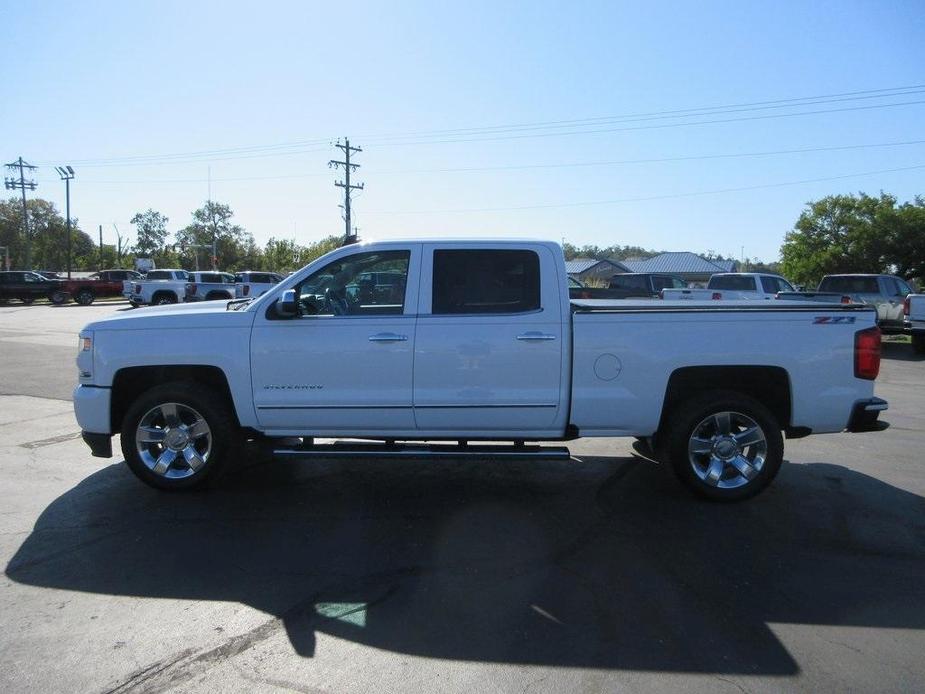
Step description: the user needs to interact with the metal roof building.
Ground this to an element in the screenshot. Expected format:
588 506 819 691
621 252 737 284
564 258 631 282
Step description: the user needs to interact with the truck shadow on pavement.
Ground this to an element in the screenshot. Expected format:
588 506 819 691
7 454 925 676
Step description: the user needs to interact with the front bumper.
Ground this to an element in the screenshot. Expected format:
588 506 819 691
846 397 889 433
73 384 111 435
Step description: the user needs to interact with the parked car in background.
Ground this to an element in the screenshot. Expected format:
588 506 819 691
234 271 284 299
609 273 688 298
817 275 913 335
127 269 192 307
0 271 69 305
61 270 143 305
184 272 236 302
662 273 795 301
904 294 925 353
566 276 644 300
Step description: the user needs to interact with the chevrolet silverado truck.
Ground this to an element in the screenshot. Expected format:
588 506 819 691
184 271 236 302
74 240 888 501
233 271 284 299
905 294 925 354
62 269 142 305
126 269 192 306
662 273 795 300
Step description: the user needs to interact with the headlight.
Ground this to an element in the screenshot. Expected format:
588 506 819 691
81 336 92 351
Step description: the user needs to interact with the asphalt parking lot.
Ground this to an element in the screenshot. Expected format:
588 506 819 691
1 301 924 693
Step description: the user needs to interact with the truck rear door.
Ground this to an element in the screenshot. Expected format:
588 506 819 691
412 244 567 435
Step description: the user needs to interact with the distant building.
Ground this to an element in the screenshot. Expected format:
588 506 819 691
565 258 631 283
621 252 738 285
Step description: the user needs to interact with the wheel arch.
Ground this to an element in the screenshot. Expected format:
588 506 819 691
111 365 238 432
659 365 792 433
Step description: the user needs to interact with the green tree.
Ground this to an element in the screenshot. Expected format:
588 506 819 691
130 209 169 258
0 197 95 270
175 201 256 270
779 193 907 287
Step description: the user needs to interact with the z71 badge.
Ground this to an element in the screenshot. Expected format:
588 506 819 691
813 316 856 324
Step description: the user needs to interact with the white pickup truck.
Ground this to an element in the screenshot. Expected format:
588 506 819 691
126 269 192 307
662 273 795 301
74 240 887 501
905 294 925 353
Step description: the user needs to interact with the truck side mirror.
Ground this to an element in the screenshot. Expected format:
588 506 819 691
275 289 299 318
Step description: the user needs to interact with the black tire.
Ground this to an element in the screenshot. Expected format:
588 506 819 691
913 334 925 355
0 297 8 305
120 381 241 491
50 290 68 305
658 390 783 502
153 293 177 305
19 296 35 305
75 288 95 305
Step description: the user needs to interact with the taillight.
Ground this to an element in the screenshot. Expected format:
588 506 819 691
134 284 141 293
904 296 911 315
842 295 852 304
243 285 250 296
187 283 197 294
711 292 722 300
854 326 881 380
658 289 665 299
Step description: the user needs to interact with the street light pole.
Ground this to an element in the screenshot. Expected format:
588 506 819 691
55 166 75 278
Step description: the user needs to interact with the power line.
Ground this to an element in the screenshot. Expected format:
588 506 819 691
4 157 38 269
33 83 925 167
34 137 925 184
329 139 364 245
364 163 925 215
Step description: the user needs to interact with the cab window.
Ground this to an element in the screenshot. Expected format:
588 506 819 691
432 249 540 314
297 251 410 316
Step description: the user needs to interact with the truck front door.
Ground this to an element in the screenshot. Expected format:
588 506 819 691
412 245 567 436
250 246 420 434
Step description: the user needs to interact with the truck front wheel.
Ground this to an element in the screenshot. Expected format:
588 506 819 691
120 382 240 491
660 390 783 502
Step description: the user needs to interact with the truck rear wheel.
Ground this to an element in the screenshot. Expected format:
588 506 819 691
659 390 783 502
120 382 240 491
75 288 95 305
153 293 177 305
50 291 68 305
913 334 925 355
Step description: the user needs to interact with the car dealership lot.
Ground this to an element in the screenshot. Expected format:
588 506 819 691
1 302 924 693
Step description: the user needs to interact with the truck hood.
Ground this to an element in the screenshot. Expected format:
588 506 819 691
82 300 256 332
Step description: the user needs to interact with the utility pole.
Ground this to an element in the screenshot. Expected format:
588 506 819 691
99 225 104 272
329 139 364 245
4 157 38 269
55 166 75 278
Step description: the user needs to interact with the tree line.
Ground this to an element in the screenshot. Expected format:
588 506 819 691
0 198 342 273
2 192 922 282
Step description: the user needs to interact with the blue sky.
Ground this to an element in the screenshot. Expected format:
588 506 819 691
3 0 923 262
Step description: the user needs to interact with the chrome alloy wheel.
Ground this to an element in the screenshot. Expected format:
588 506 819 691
687 411 767 489
135 402 212 479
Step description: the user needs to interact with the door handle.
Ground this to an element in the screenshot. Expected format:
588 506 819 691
369 333 408 342
516 332 557 341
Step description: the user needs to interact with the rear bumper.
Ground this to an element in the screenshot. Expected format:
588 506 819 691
846 397 889 433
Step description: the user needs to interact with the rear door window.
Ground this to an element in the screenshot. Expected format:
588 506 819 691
610 275 648 290
819 277 880 293
432 249 540 314
709 275 756 291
